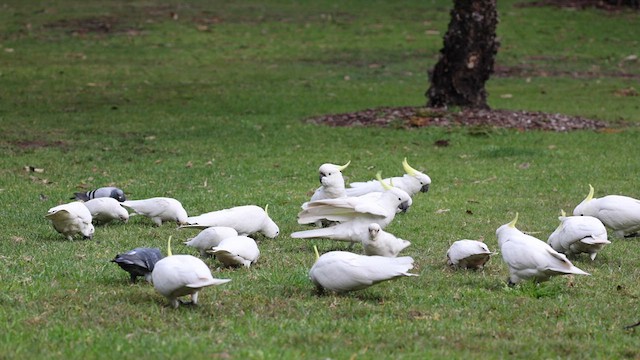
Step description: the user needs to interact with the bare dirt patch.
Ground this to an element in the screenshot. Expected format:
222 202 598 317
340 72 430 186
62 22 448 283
306 106 612 132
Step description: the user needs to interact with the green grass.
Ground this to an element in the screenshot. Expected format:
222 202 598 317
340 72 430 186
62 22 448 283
1 0 639 358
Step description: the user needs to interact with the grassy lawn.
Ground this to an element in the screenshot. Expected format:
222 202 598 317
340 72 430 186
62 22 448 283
1 0 639 358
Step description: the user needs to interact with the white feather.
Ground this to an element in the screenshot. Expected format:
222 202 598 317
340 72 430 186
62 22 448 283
183 226 239 257
309 251 418 293
496 214 590 285
292 187 411 244
83 197 129 224
121 197 188 226
362 223 411 257
548 215 610 260
151 254 230 308
446 240 494 270
209 236 260 268
185 205 279 238
45 201 95 240
573 185 640 238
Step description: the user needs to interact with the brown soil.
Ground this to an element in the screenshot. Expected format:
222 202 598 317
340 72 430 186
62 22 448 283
306 106 613 132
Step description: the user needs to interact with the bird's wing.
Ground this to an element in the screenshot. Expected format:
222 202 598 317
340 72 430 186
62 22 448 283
122 199 171 217
595 197 640 231
298 197 386 224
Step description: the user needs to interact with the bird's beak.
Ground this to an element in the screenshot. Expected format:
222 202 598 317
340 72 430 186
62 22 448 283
421 184 430 193
398 201 410 213
318 175 323 184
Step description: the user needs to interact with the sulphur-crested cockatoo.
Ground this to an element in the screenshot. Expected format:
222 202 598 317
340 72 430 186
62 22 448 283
183 226 239 257
573 184 640 238
548 210 610 260
184 205 279 238
446 240 494 270
362 223 411 257
208 236 260 268
308 161 350 202
45 201 95 240
496 213 590 285
83 197 129 224
111 247 164 283
291 175 411 243
121 197 188 226
73 186 126 202
346 158 431 198
309 247 418 293
152 237 231 308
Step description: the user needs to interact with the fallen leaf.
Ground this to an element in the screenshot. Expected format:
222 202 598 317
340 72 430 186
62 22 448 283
185 161 193 168
435 208 450 214
500 94 513 99
518 162 530 169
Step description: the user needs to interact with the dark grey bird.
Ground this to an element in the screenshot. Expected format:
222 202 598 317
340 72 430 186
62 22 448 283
73 187 126 202
111 248 164 283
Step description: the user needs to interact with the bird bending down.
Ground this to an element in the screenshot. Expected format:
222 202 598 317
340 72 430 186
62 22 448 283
309 247 418 293
184 205 279 238
496 213 590 286
548 210 610 260
121 197 188 226
362 223 411 257
45 201 95 240
151 237 231 308
183 226 239 257
83 197 129 224
208 236 260 268
446 240 494 270
573 184 640 238
111 247 164 283
346 158 431 198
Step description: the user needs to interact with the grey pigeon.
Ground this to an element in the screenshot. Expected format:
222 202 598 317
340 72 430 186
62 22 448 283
73 187 126 202
111 247 164 283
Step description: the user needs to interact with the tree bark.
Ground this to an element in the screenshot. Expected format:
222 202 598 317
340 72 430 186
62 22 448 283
426 0 500 109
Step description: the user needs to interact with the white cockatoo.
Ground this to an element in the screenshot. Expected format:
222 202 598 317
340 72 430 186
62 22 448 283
121 197 188 226
151 237 231 308
362 223 411 257
184 205 279 238
208 236 260 268
446 240 494 270
308 247 418 293
73 186 126 202
573 184 640 238
83 197 129 224
548 210 610 260
291 175 411 244
309 161 350 202
183 226 239 257
346 158 431 198
496 213 590 285
111 247 164 283
45 201 95 240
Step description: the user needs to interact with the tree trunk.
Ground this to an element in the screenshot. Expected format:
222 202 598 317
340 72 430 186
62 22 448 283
426 0 500 109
